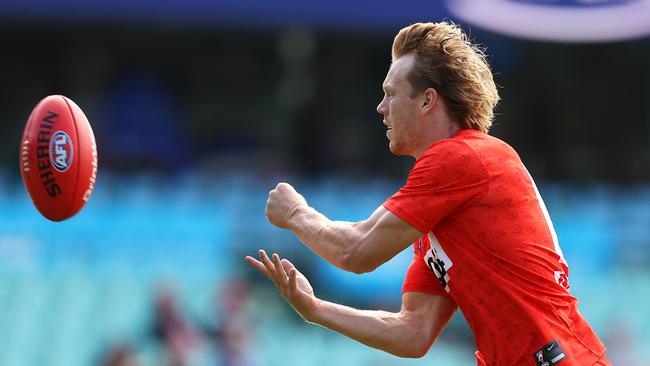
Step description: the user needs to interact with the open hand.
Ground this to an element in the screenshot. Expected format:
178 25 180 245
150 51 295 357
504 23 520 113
245 249 319 320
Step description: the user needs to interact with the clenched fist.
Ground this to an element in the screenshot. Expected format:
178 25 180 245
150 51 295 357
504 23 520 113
265 182 308 229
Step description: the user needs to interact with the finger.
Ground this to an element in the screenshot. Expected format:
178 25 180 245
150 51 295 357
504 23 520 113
281 258 296 273
259 249 276 274
277 182 293 193
287 268 297 293
273 253 289 286
284 260 306 283
245 256 272 279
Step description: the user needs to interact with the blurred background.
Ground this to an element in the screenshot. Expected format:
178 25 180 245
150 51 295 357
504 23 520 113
1 0 649 365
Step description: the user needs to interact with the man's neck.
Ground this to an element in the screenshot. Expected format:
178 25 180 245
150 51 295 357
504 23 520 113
411 122 462 160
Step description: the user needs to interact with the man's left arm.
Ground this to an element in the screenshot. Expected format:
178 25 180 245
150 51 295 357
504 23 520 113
265 182 421 274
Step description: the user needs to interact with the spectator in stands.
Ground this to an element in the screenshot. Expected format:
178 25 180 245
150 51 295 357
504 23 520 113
100 344 138 366
152 286 201 366
203 277 256 366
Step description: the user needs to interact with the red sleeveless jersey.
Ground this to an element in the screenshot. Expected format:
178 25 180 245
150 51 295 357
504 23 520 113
384 129 609 366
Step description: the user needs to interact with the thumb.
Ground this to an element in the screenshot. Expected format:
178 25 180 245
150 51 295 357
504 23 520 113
277 182 294 191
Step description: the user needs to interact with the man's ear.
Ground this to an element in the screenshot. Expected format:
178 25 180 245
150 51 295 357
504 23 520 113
421 88 438 114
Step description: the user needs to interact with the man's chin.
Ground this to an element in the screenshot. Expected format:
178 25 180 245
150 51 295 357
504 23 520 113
388 142 413 156
388 143 407 156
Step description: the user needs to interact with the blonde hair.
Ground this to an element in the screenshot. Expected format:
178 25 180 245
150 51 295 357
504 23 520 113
392 22 500 133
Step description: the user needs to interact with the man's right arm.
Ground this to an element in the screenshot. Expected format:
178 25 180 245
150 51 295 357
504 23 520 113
265 183 423 274
245 250 457 358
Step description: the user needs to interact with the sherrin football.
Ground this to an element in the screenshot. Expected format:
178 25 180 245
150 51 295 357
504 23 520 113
19 95 98 221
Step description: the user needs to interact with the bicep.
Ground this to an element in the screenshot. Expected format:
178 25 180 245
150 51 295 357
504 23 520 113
351 206 423 272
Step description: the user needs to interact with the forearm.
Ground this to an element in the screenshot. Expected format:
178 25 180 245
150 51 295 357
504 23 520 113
306 299 428 358
288 205 366 272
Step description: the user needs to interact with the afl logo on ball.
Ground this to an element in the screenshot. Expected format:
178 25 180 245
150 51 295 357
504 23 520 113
50 131 73 172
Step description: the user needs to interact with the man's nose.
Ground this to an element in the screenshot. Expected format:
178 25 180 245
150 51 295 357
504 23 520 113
377 98 386 115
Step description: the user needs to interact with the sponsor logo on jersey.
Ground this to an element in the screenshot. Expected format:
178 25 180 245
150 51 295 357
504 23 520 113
534 339 566 366
554 271 571 292
50 131 73 172
423 233 454 292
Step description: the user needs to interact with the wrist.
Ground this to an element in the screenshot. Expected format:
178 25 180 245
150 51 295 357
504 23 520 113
303 298 325 324
286 201 309 230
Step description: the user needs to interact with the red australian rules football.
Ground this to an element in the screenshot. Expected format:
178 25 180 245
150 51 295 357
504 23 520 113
19 95 98 221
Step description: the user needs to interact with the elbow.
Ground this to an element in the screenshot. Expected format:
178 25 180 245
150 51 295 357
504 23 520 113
403 351 427 359
411 342 433 358
392 342 430 359
339 247 380 274
395 327 438 358
408 337 436 358
350 265 375 275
